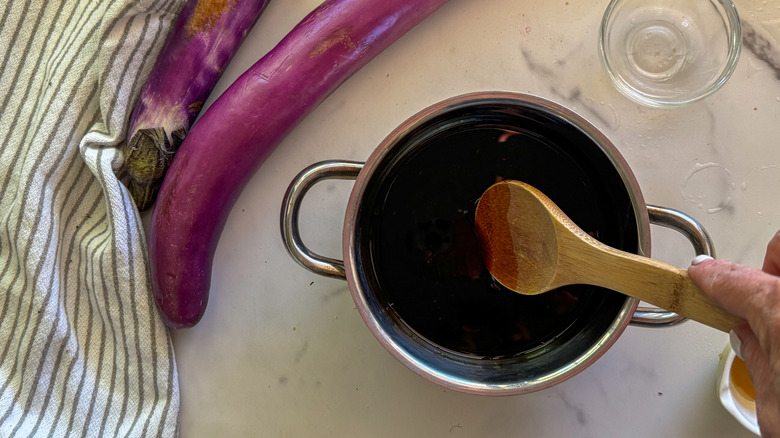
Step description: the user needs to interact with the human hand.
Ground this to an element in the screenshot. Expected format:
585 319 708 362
688 231 780 437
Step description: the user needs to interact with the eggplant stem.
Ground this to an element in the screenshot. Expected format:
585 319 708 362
125 127 184 211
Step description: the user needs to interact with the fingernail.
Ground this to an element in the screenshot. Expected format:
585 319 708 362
692 254 714 265
729 329 744 360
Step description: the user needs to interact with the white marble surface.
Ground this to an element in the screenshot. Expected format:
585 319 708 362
154 0 780 436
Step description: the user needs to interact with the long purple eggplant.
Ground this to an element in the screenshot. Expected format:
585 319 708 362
125 0 270 211
150 0 452 328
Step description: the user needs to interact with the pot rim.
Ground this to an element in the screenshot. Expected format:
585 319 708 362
342 91 650 395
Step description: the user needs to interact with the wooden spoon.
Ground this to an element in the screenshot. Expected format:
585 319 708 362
474 180 742 333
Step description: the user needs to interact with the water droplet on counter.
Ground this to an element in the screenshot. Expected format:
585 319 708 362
742 165 780 221
609 104 620 129
681 162 734 214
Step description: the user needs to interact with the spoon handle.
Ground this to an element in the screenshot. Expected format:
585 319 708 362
567 235 742 333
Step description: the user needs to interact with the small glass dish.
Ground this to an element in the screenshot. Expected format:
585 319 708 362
599 0 742 108
717 343 760 436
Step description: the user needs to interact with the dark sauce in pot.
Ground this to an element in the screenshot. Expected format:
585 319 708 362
358 108 637 359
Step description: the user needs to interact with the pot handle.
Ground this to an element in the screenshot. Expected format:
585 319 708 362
629 205 716 328
280 160 364 280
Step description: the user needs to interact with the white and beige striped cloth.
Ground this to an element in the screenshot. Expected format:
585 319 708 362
1 0 183 436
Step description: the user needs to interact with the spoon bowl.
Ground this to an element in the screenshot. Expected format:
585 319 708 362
475 180 742 333
475 181 559 295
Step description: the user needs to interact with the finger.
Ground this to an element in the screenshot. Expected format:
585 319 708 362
688 259 780 323
763 230 780 276
735 324 780 437
735 322 765 368
758 403 780 438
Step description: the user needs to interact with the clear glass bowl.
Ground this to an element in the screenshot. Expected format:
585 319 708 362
599 0 742 108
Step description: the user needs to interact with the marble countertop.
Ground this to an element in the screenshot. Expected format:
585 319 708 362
159 0 780 435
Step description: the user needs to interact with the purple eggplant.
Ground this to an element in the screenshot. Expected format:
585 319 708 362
149 0 453 328
124 0 270 211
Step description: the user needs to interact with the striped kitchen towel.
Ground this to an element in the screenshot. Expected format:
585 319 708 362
0 0 183 436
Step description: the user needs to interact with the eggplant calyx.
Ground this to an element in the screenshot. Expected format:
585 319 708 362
125 127 185 211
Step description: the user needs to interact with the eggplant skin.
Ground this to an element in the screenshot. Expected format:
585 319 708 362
149 0 452 329
125 0 271 211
